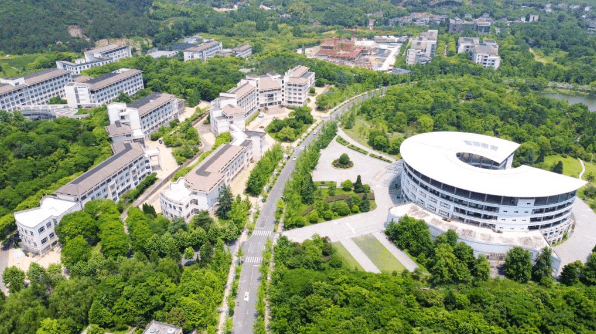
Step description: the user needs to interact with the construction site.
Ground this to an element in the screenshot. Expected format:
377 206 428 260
300 29 407 71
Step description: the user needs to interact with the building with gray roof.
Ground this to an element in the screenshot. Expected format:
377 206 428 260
64 68 144 108
0 69 72 112
183 40 223 61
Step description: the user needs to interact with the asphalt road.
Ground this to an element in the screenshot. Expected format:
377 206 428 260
233 124 323 334
232 88 385 333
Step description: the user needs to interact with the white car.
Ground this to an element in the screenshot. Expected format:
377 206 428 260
244 292 250 302
293 156 297 161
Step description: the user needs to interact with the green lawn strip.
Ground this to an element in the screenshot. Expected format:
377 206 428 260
336 136 349 146
332 242 365 271
352 234 405 274
347 144 368 155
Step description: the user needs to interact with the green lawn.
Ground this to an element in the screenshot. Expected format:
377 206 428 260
342 119 401 159
541 155 584 178
333 242 364 271
352 234 406 274
0 54 40 77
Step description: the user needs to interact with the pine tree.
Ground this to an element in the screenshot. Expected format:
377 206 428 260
359 193 370 212
216 185 233 219
354 175 364 193
301 175 315 204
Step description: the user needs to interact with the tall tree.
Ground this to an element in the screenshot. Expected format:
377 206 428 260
300 175 316 204
504 247 532 283
2 266 25 293
216 185 233 219
353 175 364 193
473 255 491 281
560 260 583 286
532 247 553 283
359 193 370 212
581 252 596 286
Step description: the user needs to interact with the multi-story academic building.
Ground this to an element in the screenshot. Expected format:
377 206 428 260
283 65 316 107
160 139 259 220
64 68 144 108
14 141 153 254
399 132 586 244
406 30 438 65
457 37 501 69
232 44 252 58
106 92 185 143
0 69 72 112
183 41 223 61
57 45 132 75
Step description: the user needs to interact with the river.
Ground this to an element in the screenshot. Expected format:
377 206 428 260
541 92 596 112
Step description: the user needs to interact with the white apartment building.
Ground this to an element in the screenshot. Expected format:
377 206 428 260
64 68 144 108
56 45 132 75
458 37 501 69
106 92 185 143
284 65 316 107
15 141 152 254
183 41 223 61
160 142 253 220
406 30 438 65
232 44 252 58
0 69 72 112
14 197 81 255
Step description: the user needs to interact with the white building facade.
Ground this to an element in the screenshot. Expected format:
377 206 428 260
106 92 185 142
283 65 316 107
406 30 438 65
183 41 223 61
64 69 144 108
14 197 81 255
14 141 153 255
0 69 72 112
57 45 132 75
399 132 586 244
232 44 252 58
457 38 501 69
160 142 253 220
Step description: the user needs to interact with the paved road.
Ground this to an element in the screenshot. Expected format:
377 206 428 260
233 124 324 334
233 87 389 333
554 198 596 275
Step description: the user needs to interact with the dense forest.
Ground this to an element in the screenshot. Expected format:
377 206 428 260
0 108 112 241
0 198 251 334
0 0 156 54
269 229 596 333
343 76 596 165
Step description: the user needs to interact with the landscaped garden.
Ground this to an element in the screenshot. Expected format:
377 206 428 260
266 106 313 142
295 175 376 226
332 153 353 169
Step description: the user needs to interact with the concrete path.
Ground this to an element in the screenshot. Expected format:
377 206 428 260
340 239 380 273
373 232 418 271
579 158 586 180
554 198 596 274
336 127 394 162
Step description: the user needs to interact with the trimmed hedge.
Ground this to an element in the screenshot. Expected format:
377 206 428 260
369 153 392 162
347 144 368 155
300 192 375 216
336 136 349 146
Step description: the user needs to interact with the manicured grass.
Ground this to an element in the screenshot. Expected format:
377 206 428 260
333 242 364 271
352 234 406 274
342 120 401 158
541 155 583 178
0 54 40 77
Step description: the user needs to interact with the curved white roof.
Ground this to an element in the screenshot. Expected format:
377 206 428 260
400 132 586 198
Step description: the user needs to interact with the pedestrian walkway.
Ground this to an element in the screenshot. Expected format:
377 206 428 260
554 198 596 275
336 127 394 162
372 232 418 271
340 239 381 273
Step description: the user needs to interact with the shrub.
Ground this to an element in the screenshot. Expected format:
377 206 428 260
341 180 353 191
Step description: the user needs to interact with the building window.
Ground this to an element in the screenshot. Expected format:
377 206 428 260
49 232 55 239
38 226 45 234
41 237 48 244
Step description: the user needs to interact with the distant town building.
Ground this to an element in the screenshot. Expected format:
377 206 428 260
458 37 501 69
0 69 72 112
449 17 491 34
106 92 185 143
147 49 179 59
232 44 252 58
406 30 438 66
183 41 223 61
64 68 144 108
15 141 154 254
57 45 132 75
316 39 366 61
17 104 81 121
529 14 540 22
160 134 265 219
390 12 448 27
143 321 183 334
184 35 203 44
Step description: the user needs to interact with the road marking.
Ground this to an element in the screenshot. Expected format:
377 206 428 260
245 257 263 263
346 222 355 234
253 230 272 236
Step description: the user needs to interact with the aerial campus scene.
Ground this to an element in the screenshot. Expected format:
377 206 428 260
1 0 596 333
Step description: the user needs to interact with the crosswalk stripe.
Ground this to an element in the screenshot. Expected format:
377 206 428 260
245 257 263 263
253 230 272 236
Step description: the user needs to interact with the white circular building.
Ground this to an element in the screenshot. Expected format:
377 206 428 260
399 132 586 244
